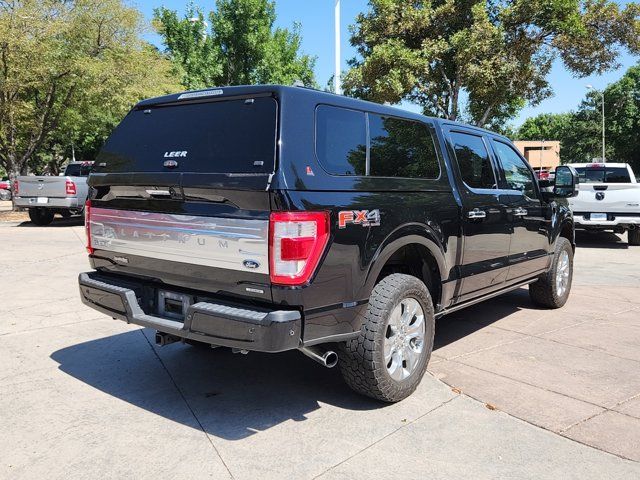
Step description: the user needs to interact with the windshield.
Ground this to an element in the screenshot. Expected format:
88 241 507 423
94 96 277 174
574 167 631 183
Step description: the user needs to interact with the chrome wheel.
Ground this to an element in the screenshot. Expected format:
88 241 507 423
383 297 426 381
555 250 570 297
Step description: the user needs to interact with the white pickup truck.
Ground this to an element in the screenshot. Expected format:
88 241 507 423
14 162 92 225
568 162 640 245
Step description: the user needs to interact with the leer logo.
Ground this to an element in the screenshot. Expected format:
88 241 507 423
338 209 381 229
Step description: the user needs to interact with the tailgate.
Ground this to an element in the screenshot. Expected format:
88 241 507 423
17 176 68 198
570 184 640 214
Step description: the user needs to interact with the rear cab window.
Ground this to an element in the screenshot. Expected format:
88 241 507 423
315 105 440 180
574 166 631 183
94 96 277 174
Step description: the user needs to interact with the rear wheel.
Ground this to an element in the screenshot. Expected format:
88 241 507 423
628 229 640 246
28 208 55 226
529 237 573 308
339 273 435 403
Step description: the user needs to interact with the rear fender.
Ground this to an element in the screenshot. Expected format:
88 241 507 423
360 223 447 301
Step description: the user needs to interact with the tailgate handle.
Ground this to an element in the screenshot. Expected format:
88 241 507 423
145 189 171 197
593 185 608 191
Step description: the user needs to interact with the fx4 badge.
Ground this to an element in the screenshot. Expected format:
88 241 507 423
338 209 381 229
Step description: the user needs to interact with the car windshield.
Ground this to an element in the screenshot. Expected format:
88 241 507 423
574 167 631 183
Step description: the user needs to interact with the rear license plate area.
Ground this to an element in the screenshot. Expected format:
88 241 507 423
158 290 191 321
590 213 607 221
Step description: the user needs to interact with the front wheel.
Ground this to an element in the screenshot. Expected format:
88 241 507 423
529 237 573 308
339 274 435 403
28 208 55 226
628 229 640 246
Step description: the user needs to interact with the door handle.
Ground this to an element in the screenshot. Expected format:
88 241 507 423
467 209 487 220
513 207 528 217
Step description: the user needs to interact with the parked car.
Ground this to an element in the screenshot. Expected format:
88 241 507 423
0 178 11 200
78 85 578 402
13 162 93 225
569 162 640 245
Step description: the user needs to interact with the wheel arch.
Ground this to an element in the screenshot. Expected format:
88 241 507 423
360 224 447 308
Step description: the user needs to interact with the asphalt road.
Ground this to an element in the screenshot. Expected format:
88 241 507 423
1 217 639 479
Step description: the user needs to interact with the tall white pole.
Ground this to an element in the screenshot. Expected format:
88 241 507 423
334 0 342 95
601 92 606 162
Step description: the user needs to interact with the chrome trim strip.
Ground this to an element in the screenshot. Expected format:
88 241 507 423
90 208 269 274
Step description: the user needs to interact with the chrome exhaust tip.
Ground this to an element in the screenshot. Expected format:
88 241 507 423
299 346 338 368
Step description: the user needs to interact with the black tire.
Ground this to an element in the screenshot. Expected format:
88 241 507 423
338 273 435 403
529 237 573 308
628 229 640 246
60 210 72 218
28 208 55 226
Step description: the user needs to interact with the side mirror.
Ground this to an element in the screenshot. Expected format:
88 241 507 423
552 165 579 198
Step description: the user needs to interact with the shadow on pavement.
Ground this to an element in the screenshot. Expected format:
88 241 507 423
575 230 627 249
434 287 536 350
51 331 383 440
16 216 84 228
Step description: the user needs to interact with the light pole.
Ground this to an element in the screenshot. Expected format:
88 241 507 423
586 85 605 162
334 0 342 95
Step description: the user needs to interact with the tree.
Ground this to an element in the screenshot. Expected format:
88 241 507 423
154 0 316 89
517 113 573 142
0 0 181 177
517 63 640 169
345 0 640 127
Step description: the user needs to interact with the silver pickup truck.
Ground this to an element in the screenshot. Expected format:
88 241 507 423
568 162 640 245
14 162 92 225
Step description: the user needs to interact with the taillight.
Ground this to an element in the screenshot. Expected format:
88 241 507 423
13 180 19 195
269 211 330 286
85 199 93 254
65 180 76 195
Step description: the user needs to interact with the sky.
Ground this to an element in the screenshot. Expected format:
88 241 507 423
133 0 639 127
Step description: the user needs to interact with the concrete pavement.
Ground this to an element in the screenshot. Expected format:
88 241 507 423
1 219 639 479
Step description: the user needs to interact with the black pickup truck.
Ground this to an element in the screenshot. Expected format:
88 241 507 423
79 85 578 402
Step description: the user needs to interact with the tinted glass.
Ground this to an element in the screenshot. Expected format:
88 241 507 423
368 115 439 179
316 105 366 175
492 140 536 198
94 97 277 173
64 163 93 176
450 132 495 189
574 167 631 183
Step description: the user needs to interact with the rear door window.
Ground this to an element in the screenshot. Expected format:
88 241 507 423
450 132 496 189
368 114 439 179
315 105 366 175
95 97 277 174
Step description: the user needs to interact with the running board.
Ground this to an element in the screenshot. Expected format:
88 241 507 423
435 279 536 319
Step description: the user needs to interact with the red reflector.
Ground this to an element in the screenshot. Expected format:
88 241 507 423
85 200 93 254
280 236 315 261
66 180 76 195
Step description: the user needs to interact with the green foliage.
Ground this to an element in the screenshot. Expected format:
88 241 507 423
516 63 640 171
345 0 640 127
0 0 181 176
154 0 316 89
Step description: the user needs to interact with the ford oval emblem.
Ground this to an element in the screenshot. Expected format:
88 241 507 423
243 260 260 269
163 160 178 169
